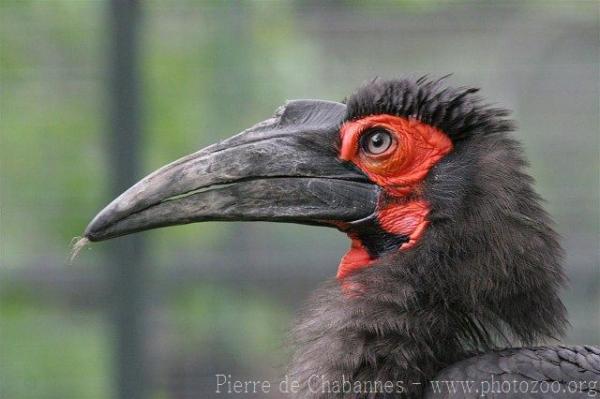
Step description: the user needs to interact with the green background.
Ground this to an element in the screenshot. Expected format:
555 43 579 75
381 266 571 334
1 1 598 398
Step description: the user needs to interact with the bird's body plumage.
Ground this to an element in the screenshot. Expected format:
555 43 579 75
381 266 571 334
426 345 600 398
290 78 576 397
82 77 599 398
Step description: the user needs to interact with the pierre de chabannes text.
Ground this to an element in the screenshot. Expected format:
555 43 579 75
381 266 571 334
215 374 598 396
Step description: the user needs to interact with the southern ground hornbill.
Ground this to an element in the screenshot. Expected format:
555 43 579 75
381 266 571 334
81 78 599 398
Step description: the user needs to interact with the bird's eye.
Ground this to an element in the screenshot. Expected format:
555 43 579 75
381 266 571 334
360 129 393 155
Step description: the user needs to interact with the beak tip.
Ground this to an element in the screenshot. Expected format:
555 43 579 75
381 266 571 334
82 226 101 242
83 208 114 242
83 231 99 242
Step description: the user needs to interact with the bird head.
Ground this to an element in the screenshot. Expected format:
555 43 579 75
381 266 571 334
84 78 564 333
85 79 454 277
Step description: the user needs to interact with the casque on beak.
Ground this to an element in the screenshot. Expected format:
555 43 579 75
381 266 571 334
84 100 380 242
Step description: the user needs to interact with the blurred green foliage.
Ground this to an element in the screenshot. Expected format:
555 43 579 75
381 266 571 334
0 288 109 399
1 2 306 397
168 283 290 364
1 0 105 264
1 1 598 398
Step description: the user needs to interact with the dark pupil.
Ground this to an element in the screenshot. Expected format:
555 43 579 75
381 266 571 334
371 133 385 147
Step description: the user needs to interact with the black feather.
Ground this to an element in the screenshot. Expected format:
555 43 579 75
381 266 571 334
287 78 586 398
345 77 514 142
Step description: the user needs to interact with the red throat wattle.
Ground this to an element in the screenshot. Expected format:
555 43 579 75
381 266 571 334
336 115 453 280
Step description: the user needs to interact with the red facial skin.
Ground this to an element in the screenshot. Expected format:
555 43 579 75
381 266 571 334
337 115 453 280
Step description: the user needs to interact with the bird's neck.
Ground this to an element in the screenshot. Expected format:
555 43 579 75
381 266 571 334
290 215 566 398
289 135 568 397
288 269 470 398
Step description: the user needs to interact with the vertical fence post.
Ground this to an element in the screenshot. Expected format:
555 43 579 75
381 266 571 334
108 1 147 399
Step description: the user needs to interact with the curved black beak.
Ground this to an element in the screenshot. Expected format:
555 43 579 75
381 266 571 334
84 100 380 242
